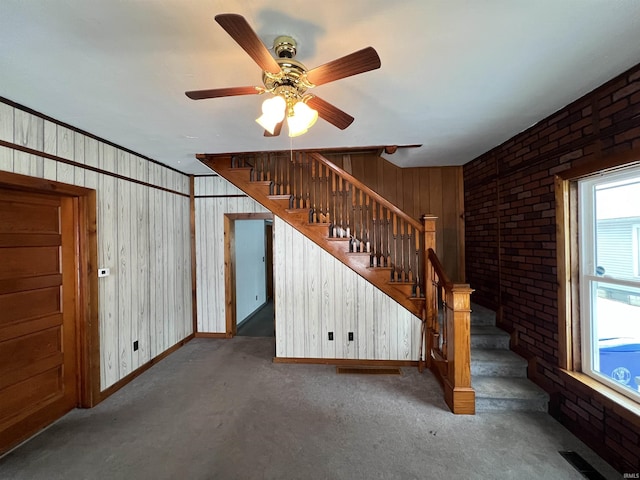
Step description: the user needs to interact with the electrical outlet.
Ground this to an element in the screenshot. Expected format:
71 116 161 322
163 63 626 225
328 332 334 341
348 332 354 341
133 340 139 351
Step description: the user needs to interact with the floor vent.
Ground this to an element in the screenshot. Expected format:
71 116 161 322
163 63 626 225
336 367 402 375
559 451 606 480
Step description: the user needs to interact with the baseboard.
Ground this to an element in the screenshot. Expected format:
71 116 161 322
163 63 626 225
98 333 195 402
272 357 419 367
194 332 233 339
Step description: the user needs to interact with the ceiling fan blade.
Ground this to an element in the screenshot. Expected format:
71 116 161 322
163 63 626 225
185 86 262 100
306 47 381 86
306 96 354 130
215 14 281 75
263 120 283 137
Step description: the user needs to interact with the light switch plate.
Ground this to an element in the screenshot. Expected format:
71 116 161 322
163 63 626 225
98 268 110 277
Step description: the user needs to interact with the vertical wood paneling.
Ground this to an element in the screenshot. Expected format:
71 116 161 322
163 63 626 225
42 121 57 179
284 219 294 355
14 110 43 177
272 218 421 360
56 126 74 183
274 211 287 356
83 137 99 189
0 99 192 392
320 252 335 358
98 144 118 388
306 241 321 357
0 104 15 172
147 163 159 359
73 133 85 187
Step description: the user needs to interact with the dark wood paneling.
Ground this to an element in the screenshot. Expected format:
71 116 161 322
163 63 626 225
0 247 60 279
338 153 465 281
0 287 61 325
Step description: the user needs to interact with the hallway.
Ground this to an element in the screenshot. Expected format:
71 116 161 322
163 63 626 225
0 337 619 479
237 299 274 337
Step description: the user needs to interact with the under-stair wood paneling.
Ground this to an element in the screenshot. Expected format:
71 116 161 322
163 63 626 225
273 217 422 361
194 175 269 334
0 100 192 391
326 152 465 281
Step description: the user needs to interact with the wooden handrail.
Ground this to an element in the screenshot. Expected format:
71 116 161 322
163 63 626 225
427 248 452 289
424 243 475 414
309 152 424 232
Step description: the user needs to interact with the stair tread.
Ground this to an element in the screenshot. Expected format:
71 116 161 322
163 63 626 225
470 303 497 326
471 348 527 366
473 376 549 400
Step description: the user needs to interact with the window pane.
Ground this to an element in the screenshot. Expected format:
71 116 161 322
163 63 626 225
592 281 640 396
595 178 640 281
580 166 640 402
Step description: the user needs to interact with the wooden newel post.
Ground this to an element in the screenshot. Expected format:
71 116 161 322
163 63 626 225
445 284 475 414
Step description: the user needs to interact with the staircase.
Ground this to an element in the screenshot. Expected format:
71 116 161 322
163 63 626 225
199 151 546 414
470 304 549 412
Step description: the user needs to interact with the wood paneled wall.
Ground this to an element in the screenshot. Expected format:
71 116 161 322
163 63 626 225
0 101 192 391
326 153 465 281
193 176 269 333
273 217 422 360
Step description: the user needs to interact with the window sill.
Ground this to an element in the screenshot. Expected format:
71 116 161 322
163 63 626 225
560 369 640 424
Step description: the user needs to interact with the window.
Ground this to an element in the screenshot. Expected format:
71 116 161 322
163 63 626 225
578 165 640 402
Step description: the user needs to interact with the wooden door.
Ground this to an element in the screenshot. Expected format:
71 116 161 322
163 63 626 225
0 188 78 453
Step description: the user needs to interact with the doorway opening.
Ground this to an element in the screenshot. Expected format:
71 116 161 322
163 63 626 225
224 213 274 338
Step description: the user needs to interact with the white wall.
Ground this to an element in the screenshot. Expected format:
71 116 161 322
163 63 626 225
0 102 192 390
235 219 267 324
194 176 269 333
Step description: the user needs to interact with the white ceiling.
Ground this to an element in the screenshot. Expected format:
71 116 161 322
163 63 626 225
1 1 640 174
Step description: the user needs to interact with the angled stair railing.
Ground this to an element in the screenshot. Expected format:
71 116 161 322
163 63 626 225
232 151 426 298
199 150 475 414
424 235 475 414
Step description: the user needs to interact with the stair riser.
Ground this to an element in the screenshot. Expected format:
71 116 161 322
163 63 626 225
471 336 510 350
470 315 497 327
471 363 527 377
475 398 548 413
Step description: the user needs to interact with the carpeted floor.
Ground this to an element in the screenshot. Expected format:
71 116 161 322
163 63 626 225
0 337 620 480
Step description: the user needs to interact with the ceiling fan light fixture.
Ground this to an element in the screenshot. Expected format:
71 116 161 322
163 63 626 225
256 95 286 134
287 100 318 137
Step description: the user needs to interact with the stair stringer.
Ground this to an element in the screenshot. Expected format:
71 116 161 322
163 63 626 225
273 217 422 360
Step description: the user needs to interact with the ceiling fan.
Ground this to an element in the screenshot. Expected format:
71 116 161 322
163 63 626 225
185 13 381 137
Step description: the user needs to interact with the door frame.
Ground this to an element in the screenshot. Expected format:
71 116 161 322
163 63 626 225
223 212 273 337
0 170 100 408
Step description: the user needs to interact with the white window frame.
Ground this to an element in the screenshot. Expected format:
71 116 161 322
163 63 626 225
634 224 640 278
578 166 640 402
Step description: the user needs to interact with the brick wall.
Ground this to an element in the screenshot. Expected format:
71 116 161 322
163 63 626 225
464 64 640 472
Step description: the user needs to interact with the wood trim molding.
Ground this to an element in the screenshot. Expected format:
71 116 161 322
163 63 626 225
194 332 233 339
189 176 198 335
557 147 640 181
272 357 419 367
0 139 188 197
99 334 195 401
195 194 247 199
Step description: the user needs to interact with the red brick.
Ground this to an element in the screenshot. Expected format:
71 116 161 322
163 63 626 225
613 81 640 101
